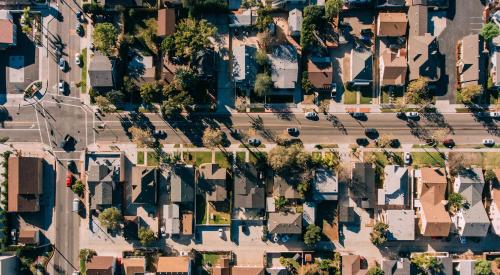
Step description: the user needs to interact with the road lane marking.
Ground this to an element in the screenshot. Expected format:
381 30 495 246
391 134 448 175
41 102 54 150
0 128 40 131
34 103 44 143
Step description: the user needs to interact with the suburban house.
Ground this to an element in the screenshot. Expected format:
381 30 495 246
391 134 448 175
350 162 376 209
452 168 490 237
130 166 157 206
157 8 175 37
261 0 306 9
307 55 333 92
0 10 16 50
268 212 302 235
341 255 368 275
88 54 115 91
453 260 477 275
213 257 231 275
232 44 257 92
273 175 301 200
411 0 449 8
122 257 146 275
382 258 411 275
380 48 407 86
163 204 180 235
229 8 258 28
7 156 43 213
100 0 143 9
458 34 484 88
345 0 372 7
377 165 409 208
288 9 302 37
198 163 227 202
382 209 415 240
170 165 195 204
128 53 156 84
86 256 115 275
415 167 451 237
490 38 500 89
87 155 124 212
268 44 299 95
490 169 500 236
377 12 408 37
234 164 265 210
194 48 217 80
0 255 17 274
18 229 40 245
312 168 338 201
156 256 192 275
349 49 373 87
231 266 265 275
408 5 440 82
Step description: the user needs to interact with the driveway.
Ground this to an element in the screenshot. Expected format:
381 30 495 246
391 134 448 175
433 0 485 102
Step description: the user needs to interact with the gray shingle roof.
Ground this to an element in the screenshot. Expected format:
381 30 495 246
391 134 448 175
288 9 302 35
350 49 373 84
170 165 195 203
89 54 114 88
268 44 298 89
198 163 227 202
379 165 408 206
382 258 411 275
232 44 257 86
234 164 265 209
351 163 376 208
386 209 415 240
312 168 338 201
131 166 156 204
268 212 302 234
459 34 482 87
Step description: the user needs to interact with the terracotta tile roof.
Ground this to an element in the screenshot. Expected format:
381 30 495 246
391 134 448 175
377 12 407 37
231 266 265 275
18 229 38 245
213 257 231 275
418 168 451 237
86 256 114 275
342 255 368 275
122 257 145 275
381 49 407 86
157 256 190 273
307 56 333 89
157 8 175 37
0 19 14 44
8 156 43 212
182 212 193 235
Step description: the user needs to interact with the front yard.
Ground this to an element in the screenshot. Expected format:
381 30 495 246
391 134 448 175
411 151 445 167
343 89 357 104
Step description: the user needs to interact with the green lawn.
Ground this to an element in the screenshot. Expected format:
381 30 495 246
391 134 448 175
183 151 212 166
411 152 445 167
364 152 403 166
343 90 357 104
236 152 246 163
137 151 144 165
146 151 158 166
359 87 373 104
81 48 87 93
207 201 231 225
214 152 231 168
482 152 500 169
202 253 220 266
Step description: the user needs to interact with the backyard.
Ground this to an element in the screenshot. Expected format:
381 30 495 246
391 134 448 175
207 201 231 225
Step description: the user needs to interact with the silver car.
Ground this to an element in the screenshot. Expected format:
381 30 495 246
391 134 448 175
483 139 495 146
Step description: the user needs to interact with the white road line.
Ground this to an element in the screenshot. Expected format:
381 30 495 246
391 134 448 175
41 102 53 150
44 100 82 108
0 128 40 131
34 107 44 143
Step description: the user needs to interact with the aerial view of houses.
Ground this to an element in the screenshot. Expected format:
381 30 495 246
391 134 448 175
1 0 500 274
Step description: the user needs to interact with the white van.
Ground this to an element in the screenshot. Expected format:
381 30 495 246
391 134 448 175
72 198 79 212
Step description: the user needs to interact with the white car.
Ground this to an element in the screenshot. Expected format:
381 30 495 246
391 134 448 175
404 152 412 165
58 80 65 93
218 228 224 238
305 112 318 119
75 53 81 66
331 83 337 98
483 139 495 146
72 198 79 212
489 112 500 118
405 112 419 119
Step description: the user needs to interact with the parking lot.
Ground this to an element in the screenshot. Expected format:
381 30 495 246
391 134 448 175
0 13 39 94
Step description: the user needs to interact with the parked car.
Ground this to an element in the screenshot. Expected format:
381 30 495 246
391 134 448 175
489 112 500 118
76 10 83 21
396 112 406 119
305 112 318 120
66 172 73 187
59 58 66 71
404 152 412 165
58 80 65 93
405 112 419 119
75 53 81 66
331 83 337 99
483 139 496 146
60 134 73 149
76 23 83 36
73 198 79 212
351 112 366 119
218 228 224 238
364 128 378 139
356 138 369 146
443 139 455 148
10 229 17 244
287 127 299 136
67 160 74 169
248 138 261 147
281 235 290 243
459 236 467 244
153 129 166 139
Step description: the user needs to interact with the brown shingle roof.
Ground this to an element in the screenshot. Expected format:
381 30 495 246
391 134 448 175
231 266 265 275
459 34 481 88
341 255 368 275
377 12 407 37
418 168 451 237
157 8 175 37
157 256 190 273
381 49 407 85
86 256 114 275
122 257 145 275
0 19 14 44
18 229 38 245
307 57 333 89
8 156 43 212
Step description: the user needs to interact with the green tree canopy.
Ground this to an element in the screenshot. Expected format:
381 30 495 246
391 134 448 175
267 144 312 173
460 84 483 103
93 23 118 56
301 6 326 50
202 128 225 149
474 259 492 275
325 0 343 19
160 90 193 117
411 255 442 274
480 22 500 41
138 227 156 246
303 224 322 245
406 77 431 105
95 95 115 113
368 266 384 275
140 82 164 104
254 73 273 97
484 169 497 183
256 6 273 32
447 192 465 214
98 207 122 231
161 18 216 64
370 221 389 246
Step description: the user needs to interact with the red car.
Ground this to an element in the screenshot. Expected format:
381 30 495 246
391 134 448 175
66 173 73 187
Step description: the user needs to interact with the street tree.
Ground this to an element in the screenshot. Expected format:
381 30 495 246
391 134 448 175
93 23 118 56
172 68 199 92
202 128 225 149
447 192 465 214
474 260 492 275
406 77 431 105
303 224 322 245
106 90 125 105
368 266 384 275
460 84 483 103
267 144 311 173
98 207 122 231
256 49 270 70
71 180 85 197
140 82 164 104
256 6 273 32
411 255 442 274
128 126 153 147
161 18 216 64
484 169 497 183
325 0 343 19
254 73 273 98
480 22 500 41
377 134 394 148
160 90 193 117
95 96 115 113
138 227 156 246
370 221 389 246
431 128 450 145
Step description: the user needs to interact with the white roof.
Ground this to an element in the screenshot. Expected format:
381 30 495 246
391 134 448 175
386 209 415 240
163 204 180 235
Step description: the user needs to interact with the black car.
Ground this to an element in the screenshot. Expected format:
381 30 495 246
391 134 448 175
287 127 299 136
356 138 369 146
365 128 379 139
60 135 74 150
